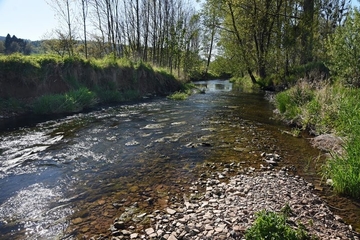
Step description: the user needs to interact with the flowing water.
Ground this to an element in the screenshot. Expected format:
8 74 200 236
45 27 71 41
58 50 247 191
0 80 359 239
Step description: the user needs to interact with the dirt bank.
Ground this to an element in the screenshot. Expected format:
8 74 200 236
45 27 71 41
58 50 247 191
0 57 182 116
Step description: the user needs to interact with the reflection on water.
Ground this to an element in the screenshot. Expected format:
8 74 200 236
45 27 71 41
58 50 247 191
0 80 359 239
194 80 232 92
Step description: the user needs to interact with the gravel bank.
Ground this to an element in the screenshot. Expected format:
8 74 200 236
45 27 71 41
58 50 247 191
105 170 360 240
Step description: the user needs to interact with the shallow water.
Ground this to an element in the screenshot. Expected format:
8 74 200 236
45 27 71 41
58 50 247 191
0 80 359 239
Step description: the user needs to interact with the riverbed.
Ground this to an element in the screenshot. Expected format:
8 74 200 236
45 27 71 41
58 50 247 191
0 80 359 239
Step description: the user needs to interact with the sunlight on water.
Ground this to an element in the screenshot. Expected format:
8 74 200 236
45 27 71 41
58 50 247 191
0 183 72 239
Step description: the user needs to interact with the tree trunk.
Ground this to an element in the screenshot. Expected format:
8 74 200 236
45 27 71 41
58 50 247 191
300 0 314 64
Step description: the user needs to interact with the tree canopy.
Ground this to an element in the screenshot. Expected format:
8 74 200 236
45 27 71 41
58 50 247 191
4 34 32 55
202 0 350 85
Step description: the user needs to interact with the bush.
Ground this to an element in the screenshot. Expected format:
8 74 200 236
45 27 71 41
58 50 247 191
245 209 312 240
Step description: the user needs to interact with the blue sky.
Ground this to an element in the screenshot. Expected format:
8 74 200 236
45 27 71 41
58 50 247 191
0 0 359 41
0 0 57 40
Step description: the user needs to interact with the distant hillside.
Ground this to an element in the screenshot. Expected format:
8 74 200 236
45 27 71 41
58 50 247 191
0 36 5 41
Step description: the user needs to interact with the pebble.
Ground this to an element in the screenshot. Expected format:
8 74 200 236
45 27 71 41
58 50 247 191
103 170 359 240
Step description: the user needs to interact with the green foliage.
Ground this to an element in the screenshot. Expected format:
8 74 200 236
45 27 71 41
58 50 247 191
167 91 189 100
275 80 360 198
230 76 259 92
325 140 360 199
245 209 312 240
322 87 360 199
95 88 124 103
0 98 25 113
275 81 316 122
33 88 97 114
327 9 360 87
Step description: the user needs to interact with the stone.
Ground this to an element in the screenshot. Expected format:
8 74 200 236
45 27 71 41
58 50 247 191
121 230 131 235
145 227 155 235
167 234 178 240
130 233 138 239
166 208 177 215
113 221 125 230
105 171 360 240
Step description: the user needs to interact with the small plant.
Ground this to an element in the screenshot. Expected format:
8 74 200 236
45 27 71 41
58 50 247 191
167 91 189 100
245 209 312 240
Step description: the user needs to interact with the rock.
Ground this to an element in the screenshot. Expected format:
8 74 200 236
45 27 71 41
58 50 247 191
113 221 125 230
72 217 83 224
121 230 131 235
167 234 178 240
137 213 147 218
145 227 155 235
130 233 138 239
326 179 334 186
166 208 177 215
310 134 344 155
107 171 360 240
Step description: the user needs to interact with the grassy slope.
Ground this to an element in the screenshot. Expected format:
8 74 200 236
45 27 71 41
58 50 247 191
274 79 360 199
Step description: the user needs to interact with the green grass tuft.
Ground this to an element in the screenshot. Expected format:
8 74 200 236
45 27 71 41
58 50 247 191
167 91 189 100
245 209 314 240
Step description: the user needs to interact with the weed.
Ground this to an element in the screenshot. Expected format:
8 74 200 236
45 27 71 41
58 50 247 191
245 209 314 240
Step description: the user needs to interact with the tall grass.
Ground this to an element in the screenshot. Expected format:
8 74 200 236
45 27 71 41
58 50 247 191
33 87 97 114
323 87 360 198
275 82 360 198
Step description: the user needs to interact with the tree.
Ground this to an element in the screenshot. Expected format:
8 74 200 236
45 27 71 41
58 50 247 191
300 0 315 64
4 34 11 54
81 0 88 58
0 41 4 54
327 9 360 87
48 0 76 56
3 34 31 55
201 0 221 74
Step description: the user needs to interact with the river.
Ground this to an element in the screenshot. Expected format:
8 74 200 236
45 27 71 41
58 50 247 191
0 80 359 239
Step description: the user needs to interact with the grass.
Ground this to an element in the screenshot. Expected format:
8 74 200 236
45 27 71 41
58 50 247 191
325 140 360 199
167 91 189 100
0 53 181 115
32 87 97 114
245 208 314 240
275 80 360 199
0 98 26 114
167 82 196 100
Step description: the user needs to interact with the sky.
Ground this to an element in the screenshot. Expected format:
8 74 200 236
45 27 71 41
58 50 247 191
0 0 58 41
0 0 359 41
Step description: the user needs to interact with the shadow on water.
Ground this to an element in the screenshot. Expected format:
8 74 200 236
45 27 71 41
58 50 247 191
0 80 359 239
